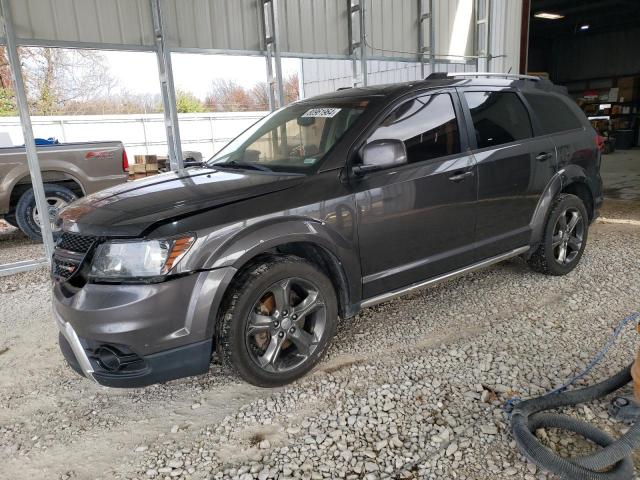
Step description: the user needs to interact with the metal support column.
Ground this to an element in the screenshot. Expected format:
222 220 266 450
348 0 367 87
475 0 491 72
418 0 434 78
0 0 54 260
261 0 284 110
151 0 183 170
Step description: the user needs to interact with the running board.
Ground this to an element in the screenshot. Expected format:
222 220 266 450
360 246 530 308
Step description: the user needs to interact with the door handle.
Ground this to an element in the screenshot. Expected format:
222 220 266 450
536 152 553 161
448 171 474 182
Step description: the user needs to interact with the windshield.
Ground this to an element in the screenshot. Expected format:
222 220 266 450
208 99 369 173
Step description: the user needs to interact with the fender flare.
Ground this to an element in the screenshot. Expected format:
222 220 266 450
528 164 593 248
201 216 362 308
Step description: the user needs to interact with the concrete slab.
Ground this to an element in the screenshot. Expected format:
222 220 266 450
601 148 640 201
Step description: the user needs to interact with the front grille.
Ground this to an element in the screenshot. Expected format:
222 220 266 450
57 232 96 254
52 256 82 282
53 232 97 282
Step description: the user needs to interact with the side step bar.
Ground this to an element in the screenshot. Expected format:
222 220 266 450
360 246 529 308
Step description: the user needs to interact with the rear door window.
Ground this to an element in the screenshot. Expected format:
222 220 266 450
523 92 583 134
368 93 461 164
464 91 533 148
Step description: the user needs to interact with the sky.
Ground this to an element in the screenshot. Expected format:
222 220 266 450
103 51 300 99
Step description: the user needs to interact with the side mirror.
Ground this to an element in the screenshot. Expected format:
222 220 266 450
352 139 407 176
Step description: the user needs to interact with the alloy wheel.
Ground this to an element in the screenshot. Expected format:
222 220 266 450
552 207 584 265
245 277 327 373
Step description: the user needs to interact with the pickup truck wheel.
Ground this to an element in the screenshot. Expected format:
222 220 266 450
217 255 338 387
15 184 77 241
528 193 589 276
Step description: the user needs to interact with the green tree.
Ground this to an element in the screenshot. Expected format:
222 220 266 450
0 87 16 116
175 90 205 113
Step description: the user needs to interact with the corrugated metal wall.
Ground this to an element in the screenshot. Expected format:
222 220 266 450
489 0 522 74
9 0 155 48
276 0 349 56
302 0 523 96
301 59 477 97
3 0 495 60
162 0 263 52
365 0 419 59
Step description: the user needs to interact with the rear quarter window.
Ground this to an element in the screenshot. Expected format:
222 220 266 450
523 92 583 135
464 91 533 149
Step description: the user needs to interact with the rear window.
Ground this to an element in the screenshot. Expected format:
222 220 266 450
464 91 533 149
523 92 583 135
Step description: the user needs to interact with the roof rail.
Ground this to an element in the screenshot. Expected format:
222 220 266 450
447 72 541 81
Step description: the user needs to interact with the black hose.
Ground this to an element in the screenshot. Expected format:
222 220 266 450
511 364 640 480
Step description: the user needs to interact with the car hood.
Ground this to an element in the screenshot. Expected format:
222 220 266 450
59 167 305 237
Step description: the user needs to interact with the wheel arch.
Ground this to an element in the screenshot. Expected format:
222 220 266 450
9 171 84 211
203 219 361 321
529 165 595 249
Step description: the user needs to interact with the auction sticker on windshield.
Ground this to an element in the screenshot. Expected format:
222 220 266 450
302 107 341 118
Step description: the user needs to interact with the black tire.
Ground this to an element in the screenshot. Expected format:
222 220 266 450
15 184 77 241
528 193 589 276
216 255 338 387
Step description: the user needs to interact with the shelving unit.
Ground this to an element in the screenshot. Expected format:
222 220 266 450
569 76 640 151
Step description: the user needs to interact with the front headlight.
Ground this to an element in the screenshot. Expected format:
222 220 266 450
89 235 195 280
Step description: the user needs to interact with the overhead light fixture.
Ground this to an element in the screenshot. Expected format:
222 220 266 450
534 12 565 20
580 24 590 30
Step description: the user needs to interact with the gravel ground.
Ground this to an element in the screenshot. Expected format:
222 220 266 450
1 206 639 480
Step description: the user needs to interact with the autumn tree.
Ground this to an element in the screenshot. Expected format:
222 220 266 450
249 82 270 110
207 74 300 112
284 73 299 104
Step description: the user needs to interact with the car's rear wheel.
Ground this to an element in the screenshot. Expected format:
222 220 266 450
15 184 77 241
217 255 337 387
528 193 589 276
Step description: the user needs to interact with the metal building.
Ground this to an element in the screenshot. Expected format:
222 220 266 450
0 0 527 276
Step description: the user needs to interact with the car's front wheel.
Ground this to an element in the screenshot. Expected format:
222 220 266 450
528 193 589 276
217 255 338 387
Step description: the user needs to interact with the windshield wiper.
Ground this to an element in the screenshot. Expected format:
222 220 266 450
213 160 272 172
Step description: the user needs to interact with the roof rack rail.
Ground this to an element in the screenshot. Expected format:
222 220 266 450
447 72 541 81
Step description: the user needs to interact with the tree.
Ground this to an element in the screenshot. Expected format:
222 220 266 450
20 47 115 115
206 79 254 112
249 82 270 110
0 88 16 116
175 90 205 113
284 73 300 105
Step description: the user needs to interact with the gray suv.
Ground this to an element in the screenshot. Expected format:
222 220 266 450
53 73 603 387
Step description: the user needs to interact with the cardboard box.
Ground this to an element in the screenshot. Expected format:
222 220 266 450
145 163 158 172
134 155 146 164
619 89 634 102
144 155 158 164
132 163 147 173
617 76 636 89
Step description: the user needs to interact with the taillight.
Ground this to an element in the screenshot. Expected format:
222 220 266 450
122 149 129 172
595 134 604 153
